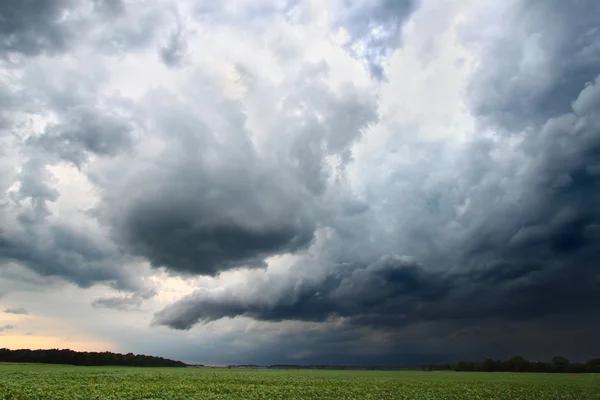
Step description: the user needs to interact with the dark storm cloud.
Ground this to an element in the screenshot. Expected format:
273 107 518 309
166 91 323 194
466 0 600 131
0 0 77 56
448 0 600 325
153 255 451 329
117 202 315 276
337 0 419 77
123 314 466 366
100 108 317 275
155 0 600 342
97 67 377 277
155 204 600 330
0 0 163 59
4 307 28 315
1 2 376 286
0 220 137 290
2 0 599 365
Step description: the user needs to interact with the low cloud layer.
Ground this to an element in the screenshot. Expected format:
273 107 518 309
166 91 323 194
0 324 15 333
92 287 156 311
4 307 28 315
1 0 599 364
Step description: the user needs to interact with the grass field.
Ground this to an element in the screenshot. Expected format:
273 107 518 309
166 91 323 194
1 363 599 399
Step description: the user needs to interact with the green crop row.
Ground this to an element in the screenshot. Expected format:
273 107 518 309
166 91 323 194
1 363 599 399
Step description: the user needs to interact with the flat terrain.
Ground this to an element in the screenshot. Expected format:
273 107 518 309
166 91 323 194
1 363 599 399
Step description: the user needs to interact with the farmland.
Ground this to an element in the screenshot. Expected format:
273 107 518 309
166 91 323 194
1 363 599 399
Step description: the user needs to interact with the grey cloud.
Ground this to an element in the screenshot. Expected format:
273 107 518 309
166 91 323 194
93 5 164 55
126 315 467 366
152 255 450 329
3 32 378 287
466 0 600 131
155 52 600 344
262 62 378 192
336 0 419 78
19 64 103 114
159 30 186 67
0 324 15 332
0 59 138 290
0 0 164 59
0 82 24 130
159 13 187 67
94 64 376 277
2 0 600 365
103 137 318 275
0 0 77 56
266 315 600 365
92 287 156 311
192 0 418 78
194 0 297 25
0 139 137 289
15 157 60 219
29 105 135 167
0 221 138 290
4 307 28 315
92 0 124 16
92 296 142 311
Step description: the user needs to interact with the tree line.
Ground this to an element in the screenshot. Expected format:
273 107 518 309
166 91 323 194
0 348 186 367
422 355 600 373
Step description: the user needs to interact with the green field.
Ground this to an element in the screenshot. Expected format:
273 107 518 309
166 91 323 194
1 363 599 399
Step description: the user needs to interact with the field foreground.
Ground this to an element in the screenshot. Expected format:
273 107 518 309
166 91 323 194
1 363 599 399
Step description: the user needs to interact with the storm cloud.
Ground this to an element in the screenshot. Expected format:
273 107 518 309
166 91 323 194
466 0 600 131
0 0 135 57
1 0 599 364
0 0 78 56
92 66 377 276
152 0 600 356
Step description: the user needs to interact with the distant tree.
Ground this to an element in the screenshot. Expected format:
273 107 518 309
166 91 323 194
456 361 476 371
505 355 530 372
422 354 599 373
585 359 600 373
552 356 570 372
482 358 499 372
0 348 186 367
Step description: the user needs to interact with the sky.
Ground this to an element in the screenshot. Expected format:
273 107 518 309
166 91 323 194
1 0 599 366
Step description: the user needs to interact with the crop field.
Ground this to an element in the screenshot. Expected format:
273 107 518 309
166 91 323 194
1 363 599 399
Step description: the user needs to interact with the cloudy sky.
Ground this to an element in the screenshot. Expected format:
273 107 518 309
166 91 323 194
1 0 599 366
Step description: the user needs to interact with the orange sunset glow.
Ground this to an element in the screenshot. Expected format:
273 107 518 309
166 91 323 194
1 335 114 352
